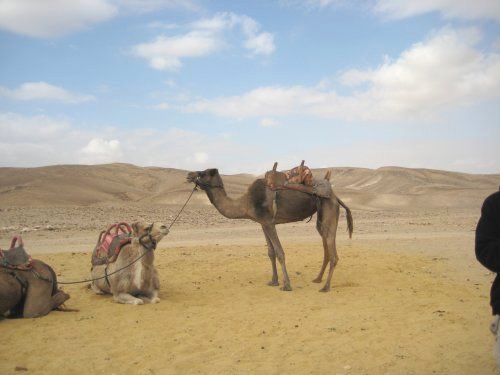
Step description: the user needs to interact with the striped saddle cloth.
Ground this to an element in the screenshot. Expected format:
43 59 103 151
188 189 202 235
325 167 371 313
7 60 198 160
91 223 132 266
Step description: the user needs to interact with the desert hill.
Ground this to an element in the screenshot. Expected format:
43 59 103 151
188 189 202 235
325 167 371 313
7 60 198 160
1 164 498 373
0 163 498 210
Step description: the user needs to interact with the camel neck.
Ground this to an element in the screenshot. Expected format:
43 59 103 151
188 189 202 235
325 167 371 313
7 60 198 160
205 186 248 219
132 239 155 261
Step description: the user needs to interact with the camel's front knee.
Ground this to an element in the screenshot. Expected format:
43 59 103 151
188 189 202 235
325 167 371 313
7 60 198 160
52 290 70 307
91 282 105 295
113 293 144 305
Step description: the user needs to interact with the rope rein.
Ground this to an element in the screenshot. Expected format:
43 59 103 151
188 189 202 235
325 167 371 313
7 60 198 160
57 186 198 285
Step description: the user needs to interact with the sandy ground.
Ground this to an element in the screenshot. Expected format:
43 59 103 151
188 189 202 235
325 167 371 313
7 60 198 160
0 205 496 374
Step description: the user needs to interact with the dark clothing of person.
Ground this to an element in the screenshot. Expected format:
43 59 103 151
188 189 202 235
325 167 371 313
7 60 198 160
476 190 500 315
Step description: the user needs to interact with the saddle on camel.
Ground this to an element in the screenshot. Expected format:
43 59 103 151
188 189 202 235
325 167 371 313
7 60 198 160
91 222 133 266
264 160 334 222
264 160 333 198
0 235 32 271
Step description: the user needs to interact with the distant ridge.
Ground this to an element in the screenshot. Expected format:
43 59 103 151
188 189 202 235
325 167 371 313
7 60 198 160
0 163 498 210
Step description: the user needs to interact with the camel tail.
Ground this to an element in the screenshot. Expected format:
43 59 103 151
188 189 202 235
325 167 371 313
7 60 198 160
337 197 353 239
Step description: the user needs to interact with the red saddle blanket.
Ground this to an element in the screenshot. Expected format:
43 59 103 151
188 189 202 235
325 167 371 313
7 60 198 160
91 223 132 266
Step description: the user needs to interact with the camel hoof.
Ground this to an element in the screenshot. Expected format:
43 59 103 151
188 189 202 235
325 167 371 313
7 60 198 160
280 285 292 292
54 291 70 306
312 278 322 283
151 297 160 304
133 299 144 305
319 286 330 293
267 281 279 287
90 283 105 295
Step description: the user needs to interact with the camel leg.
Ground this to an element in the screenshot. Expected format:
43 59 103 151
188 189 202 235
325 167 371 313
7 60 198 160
113 292 144 305
313 237 329 283
319 236 338 292
262 226 279 286
23 277 69 318
139 290 160 304
0 274 23 317
316 199 340 293
262 224 292 291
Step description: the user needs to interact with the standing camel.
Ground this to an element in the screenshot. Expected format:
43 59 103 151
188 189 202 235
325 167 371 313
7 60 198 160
187 168 353 292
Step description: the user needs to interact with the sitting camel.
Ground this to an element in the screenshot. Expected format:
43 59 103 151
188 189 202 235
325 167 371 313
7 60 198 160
90 222 168 305
0 236 70 318
187 167 353 292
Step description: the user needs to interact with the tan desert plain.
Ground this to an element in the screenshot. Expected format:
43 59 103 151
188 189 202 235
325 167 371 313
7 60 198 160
0 163 499 374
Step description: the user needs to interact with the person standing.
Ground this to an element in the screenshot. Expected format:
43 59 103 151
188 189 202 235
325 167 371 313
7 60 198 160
476 189 500 370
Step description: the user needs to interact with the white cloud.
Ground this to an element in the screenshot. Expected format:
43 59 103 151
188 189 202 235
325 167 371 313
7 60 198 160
132 12 275 70
0 82 95 104
1 111 498 173
193 12 275 56
374 0 500 22
191 12 241 32
0 0 117 38
287 0 500 22
115 0 198 13
185 27 500 121
152 102 170 110
0 113 81 166
131 31 221 71
260 118 279 127
244 32 275 55
0 112 248 170
281 0 344 9
147 21 179 30
0 112 70 139
191 152 208 164
81 138 123 164
0 0 198 38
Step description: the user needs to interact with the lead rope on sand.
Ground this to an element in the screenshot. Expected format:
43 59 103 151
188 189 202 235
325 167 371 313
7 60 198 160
58 186 198 285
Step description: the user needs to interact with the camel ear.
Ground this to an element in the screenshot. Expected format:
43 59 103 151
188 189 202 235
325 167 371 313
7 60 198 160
324 170 331 181
131 222 141 236
272 162 278 171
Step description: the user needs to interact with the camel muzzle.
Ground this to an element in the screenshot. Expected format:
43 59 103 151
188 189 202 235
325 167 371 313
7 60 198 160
186 172 200 183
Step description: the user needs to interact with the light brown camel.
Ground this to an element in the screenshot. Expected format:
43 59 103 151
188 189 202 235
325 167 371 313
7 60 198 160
187 168 353 292
1 237 70 318
90 222 168 305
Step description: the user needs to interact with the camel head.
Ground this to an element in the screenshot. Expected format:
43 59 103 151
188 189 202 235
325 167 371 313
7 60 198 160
132 221 169 250
186 169 224 190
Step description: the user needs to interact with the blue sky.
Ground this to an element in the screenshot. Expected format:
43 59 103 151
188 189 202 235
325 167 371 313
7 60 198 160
0 0 499 174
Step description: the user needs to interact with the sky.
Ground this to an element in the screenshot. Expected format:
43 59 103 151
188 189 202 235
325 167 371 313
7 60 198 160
0 0 499 175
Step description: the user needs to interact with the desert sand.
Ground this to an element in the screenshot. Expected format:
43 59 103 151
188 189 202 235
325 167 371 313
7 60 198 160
0 164 499 374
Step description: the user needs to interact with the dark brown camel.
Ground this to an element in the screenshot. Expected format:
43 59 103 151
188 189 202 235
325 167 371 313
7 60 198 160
0 259 70 318
187 168 353 292
0 236 70 318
